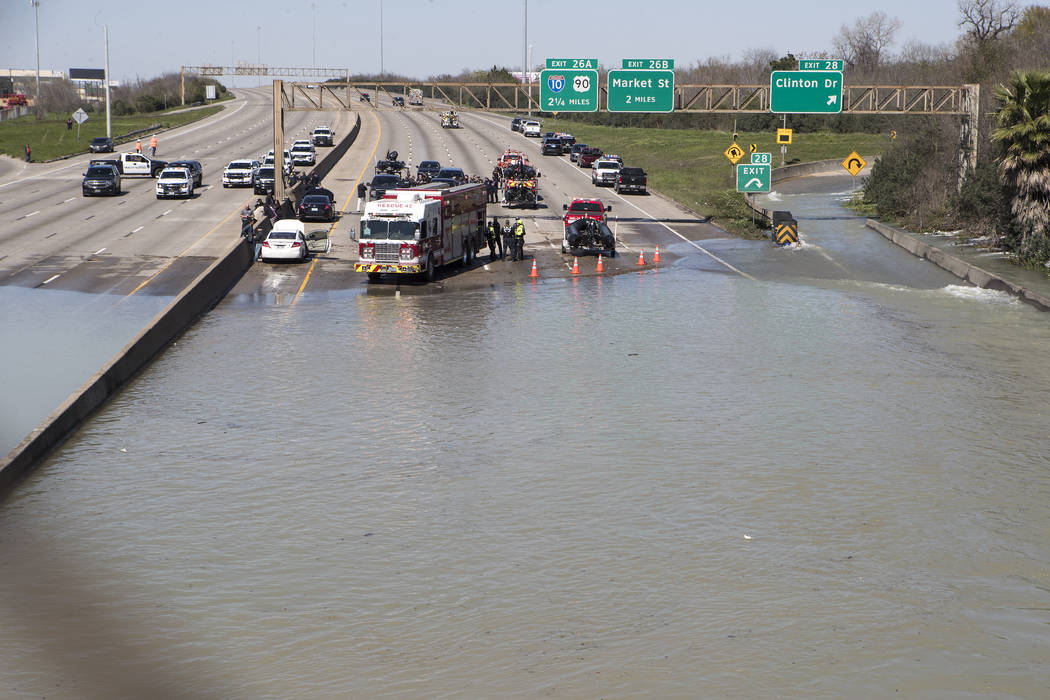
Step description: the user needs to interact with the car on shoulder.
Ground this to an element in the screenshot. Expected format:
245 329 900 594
166 159 203 187
562 197 611 228
578 147 603 168
510 117 526 131
558 133 576 150
312 126 334 146
297 193 335 222
290 142 316 166
259 220 309 262
81 163 121 196
155 167 194 199
369 173 405 198
417 160 442 180
522 121 541 137
89 136 114 153
223 159 260 187
254 166 276 194
541 138 563 156
602 153 624 165
568 143 588 163
615 167 648 194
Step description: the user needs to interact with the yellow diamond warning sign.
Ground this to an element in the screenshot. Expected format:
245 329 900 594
842 151 867 176
724 142 745 164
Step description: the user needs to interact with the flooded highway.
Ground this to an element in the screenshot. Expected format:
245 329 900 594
3 176 1050 698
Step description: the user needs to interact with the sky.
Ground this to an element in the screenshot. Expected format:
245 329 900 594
1 0 971 85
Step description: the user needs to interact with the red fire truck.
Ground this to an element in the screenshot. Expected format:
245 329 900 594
355 182 487 282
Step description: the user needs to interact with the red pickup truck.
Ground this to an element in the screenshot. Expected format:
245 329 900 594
577 147 603 168
562 197 611 228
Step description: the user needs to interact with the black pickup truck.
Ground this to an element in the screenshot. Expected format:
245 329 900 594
615 167 647 194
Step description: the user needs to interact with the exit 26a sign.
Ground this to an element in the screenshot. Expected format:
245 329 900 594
540 68 599 112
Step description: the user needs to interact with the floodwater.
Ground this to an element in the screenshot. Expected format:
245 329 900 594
2 181 1050 698
0 287 169 456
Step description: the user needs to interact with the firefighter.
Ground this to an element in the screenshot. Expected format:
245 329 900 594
485 219 501 261
502 219 514 261
512 217 526 261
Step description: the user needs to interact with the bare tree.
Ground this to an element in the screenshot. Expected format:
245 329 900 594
958 0 1021 47
833 12 901 74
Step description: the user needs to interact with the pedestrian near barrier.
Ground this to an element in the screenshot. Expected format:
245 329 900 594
357 182 367 212
24 144 31 162
491 216 504 259
149 134 158 157
66 118 72 130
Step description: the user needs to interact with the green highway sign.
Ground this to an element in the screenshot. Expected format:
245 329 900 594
540 69 599 112
736 163 771 193
545 58 597 70
799 59 844 71
770 70 843 113
622 58 674 70
607 69 674 112
751 152 772 165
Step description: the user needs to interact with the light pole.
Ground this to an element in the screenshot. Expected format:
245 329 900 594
104 24 111 137
379 0 384 77
257 26 261 87
31 0 40 109
311 3 316 68
527 44 532 116
522 0 528 114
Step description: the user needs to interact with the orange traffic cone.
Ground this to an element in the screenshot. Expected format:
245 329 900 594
571 256 580 274
636 250 646 266
528 259 539 278
654 245 661 263
596 254 604 273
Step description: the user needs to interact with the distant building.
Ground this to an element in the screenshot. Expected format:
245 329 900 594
70 68 107 102
1 68 65 93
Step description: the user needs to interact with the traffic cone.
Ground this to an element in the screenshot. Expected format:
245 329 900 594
654 245 661 263
596 254 604 273
528 259 539 278
636 250 646 266
571 257 580 274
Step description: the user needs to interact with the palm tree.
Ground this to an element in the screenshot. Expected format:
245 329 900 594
991 70 1050 261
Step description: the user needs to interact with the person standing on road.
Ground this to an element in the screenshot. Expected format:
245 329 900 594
512 217 526 261
490 216 504 259
149 134 158 157
485 220 500 261
66 118 72 130
357 182 367 212
135 139 142 153
24 144 31 162
502 219 514 262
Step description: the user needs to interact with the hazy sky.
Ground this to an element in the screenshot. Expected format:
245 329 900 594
1 0 970 84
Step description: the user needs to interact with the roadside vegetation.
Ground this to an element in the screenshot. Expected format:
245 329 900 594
1 72 229 161
0 104 226 162
539 120 888 237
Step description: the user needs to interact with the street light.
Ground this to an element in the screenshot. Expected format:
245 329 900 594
257 26 261 87
379 0 384 77
31 0 40 108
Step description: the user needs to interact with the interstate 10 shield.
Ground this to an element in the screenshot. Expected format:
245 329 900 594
539 69 598 112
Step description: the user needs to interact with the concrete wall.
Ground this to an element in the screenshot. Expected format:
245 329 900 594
0 238 254 495
0 112 367 496
865 219 1050 312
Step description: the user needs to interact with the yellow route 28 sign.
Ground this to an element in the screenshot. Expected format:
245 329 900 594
842 151 867 176
724 142 745 164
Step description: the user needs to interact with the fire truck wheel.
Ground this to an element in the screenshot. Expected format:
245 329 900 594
425 254 436 282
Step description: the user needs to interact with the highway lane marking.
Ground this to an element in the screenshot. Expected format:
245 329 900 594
291 110 382 307
42 274 60 285
124 225 144 238
21 210 40 219
465 111 754 281
45 232 57 238
93 248 106 255
63 197 75 203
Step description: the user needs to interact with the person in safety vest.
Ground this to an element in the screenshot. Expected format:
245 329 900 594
149 134 158 156
512 217 526 261
135 139 142 153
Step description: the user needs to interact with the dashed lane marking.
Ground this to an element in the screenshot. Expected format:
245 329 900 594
42 274 60 285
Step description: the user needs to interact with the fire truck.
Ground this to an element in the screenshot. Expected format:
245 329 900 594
354 182 487 282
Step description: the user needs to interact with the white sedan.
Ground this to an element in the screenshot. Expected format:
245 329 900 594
260 220 308 262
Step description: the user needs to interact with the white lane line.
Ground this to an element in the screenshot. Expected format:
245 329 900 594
63 197 75 203
42 274 60 285
162 209 172 216
93 247 106 255
24 210 40 218
465 111 755 281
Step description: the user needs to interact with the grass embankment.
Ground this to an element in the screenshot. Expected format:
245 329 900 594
0 103 227 162
541 119 889 237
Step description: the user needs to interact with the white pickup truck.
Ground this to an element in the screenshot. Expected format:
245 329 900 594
591 158 623 187
90 152 167 177
222 159 260 187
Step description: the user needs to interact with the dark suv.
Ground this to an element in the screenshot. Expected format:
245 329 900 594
541 138 563 156
167 160 203 187
89 137 114 153
254 166 276 194
82 163 121 196
417 160 442 181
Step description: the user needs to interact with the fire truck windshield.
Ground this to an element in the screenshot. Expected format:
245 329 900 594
360 220 418 240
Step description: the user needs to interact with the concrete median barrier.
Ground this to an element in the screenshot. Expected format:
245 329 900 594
0 237 255 495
